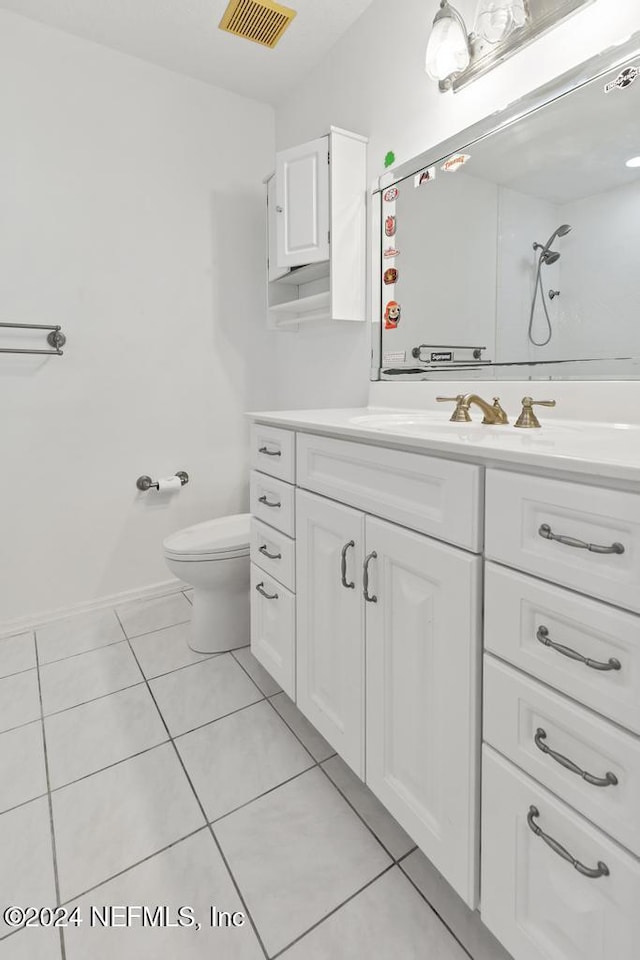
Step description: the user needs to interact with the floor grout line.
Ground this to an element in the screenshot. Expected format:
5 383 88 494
120 616 192 642
397 859 475 960
270 862 396 959
57 825 209 907
0 663 38 681
33 630 67 960
317 760 408 865
114 607 271 960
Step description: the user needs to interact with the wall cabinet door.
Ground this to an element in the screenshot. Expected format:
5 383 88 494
266 174 290 282
365 516 482 907
276 136 330 267
296 490 365 776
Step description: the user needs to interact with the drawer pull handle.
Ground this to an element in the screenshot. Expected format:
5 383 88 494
259 544 282 561
538 523 624 555
527 806 609 879
256 582 278 600
259 446 282 457
258 495 281 509
341 540 355 589
363 551 378 603
537 626 622 672
534 728 618 788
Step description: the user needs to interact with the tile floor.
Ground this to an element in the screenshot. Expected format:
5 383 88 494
0 589 512 959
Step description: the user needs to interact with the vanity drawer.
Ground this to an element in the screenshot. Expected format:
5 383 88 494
484 563 640 734
485 470 640 612
296 433 483 552
481 745 640 960
250 471 295 537
250 518 295 592
250 424 295 483
484 656 640 855
250 564 295 699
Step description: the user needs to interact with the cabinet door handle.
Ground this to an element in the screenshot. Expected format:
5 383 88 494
259 544 282 561
341 541 355 589
537 625 621 672
538 523 624 555
526 806 609 879
534 728 618 787
256 582 278 600
258 495 281 509
259 446 282 457
363 551 377 603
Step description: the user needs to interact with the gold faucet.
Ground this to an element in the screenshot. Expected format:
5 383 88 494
437 394 509 425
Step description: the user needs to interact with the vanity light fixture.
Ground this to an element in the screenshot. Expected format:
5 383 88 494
625 156 640 168
425 1 471 84
425 0 595 93
475 0 528 44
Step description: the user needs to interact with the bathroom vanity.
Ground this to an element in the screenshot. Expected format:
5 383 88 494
248 31 640 960
248 397 640 960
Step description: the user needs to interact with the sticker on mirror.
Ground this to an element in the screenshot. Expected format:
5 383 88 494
383 268 398 285
414 166 435 187
385 215 396 237
384 247 400 258
383 187 399 201
441 154 471 172
605 66 639 93
384 301 401 329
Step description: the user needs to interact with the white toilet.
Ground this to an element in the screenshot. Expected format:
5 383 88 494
163 513 250 654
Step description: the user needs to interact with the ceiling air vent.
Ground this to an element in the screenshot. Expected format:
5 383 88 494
218 0 297 49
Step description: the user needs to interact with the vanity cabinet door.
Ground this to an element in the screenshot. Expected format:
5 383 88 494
296 490 365 776
365 517 482 907
276 136 330 267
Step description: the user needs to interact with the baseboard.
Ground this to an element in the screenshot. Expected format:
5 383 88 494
0 578 187 639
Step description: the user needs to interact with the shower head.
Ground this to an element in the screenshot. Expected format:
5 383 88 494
533 223 572 262
541 223 572 253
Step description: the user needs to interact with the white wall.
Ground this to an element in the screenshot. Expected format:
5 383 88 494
272 0 640 408
0 11 275 626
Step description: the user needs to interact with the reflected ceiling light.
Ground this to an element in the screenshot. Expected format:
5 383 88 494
625 156 640 168
425 1 471 84
475 0 528 44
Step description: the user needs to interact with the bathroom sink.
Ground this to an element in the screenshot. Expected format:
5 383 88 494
349 411 464 429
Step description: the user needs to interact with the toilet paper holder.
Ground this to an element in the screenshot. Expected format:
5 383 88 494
136 471 189 492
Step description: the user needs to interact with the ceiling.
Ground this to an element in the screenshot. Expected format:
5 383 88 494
0 0 377 104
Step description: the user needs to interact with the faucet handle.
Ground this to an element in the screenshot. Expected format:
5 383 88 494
489 397 509 425
515 397 557 429
436 395 470 422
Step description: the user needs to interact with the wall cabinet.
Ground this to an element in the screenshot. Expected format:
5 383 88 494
266 127 367 329
275 136 330 268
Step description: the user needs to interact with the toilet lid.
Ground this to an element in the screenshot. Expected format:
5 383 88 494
163 513 250 559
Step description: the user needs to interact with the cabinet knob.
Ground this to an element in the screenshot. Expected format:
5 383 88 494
276 205 284 213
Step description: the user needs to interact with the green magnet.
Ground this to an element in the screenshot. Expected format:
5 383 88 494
384 151 396 168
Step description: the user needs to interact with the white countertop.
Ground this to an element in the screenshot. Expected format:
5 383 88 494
248 406 640 488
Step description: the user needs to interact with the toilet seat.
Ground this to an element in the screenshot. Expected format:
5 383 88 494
163 513 250 562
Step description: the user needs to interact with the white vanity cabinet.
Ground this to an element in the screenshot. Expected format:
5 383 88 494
249 425 297 698
296 490 366 776
481 467 640 960
364 516 481 905
266 127 367 329
294 433 483 907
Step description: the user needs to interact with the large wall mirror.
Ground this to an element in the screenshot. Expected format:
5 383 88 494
374 36 640 381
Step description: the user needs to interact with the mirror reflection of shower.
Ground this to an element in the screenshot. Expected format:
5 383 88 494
528 223 572 346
